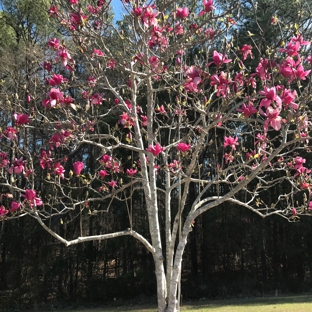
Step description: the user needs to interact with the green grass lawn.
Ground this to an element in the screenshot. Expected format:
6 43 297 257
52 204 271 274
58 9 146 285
184 295 312 311
47 295 312 312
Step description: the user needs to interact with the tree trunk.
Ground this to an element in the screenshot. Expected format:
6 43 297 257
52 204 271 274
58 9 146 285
154 256 167 312
166 216 193 312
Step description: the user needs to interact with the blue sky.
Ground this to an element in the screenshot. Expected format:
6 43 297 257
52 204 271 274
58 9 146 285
111 0 124 22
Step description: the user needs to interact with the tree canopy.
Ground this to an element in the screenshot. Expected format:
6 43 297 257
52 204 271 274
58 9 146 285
1 0 312 311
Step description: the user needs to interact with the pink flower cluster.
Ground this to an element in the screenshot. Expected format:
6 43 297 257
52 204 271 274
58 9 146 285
98 155 122 191
22 189 43 208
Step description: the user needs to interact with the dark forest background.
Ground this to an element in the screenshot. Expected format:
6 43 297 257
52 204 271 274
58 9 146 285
1 202 312 309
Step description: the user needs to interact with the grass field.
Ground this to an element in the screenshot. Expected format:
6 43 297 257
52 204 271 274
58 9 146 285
48 295 312 312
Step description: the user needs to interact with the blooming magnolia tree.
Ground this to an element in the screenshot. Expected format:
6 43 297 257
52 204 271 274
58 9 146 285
1 0 312 311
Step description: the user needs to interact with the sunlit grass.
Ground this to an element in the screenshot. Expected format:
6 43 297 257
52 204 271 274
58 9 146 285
184 295 312 312
46 295 312 312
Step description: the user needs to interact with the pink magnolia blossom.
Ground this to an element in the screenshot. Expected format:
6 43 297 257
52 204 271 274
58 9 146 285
149 55 160 70
279 63 293 79
68 0 78 4
100 154 112 164
255 58 275 80
46 74 67 86
88 4 100 14
176 7 189 19
0 152 9 168
259 86 282 108
280 41 300 56
177 143 191 153
107 59 116 69
309 201 312 210
24 189 35 201
294 64 311 81
70 11 87 29
8 158 24 174
175 108 186 116
48 38 60 50
110 161 120 173
99 170 109 178
90 93 103 105
237 102 257 117
212 114 222 126
210 71 231 97
2 127 17 141
10 201 21 212
148 26 168 50
126 168 137 176
263 106 283 132
21 189 43 207
199 0 214 16
292 208 297 216
118 112 134 129
254 133 268 153
239 44 253 60
24 169 33 179
0 206 8 217
125 99 132 110
87 76 96 86
93 48 104 56
146 143 164 157
141 115 148 127
48 5 59 17
306 55 312 65
156 105 166 114
234 72 245 90
301 181 311 189
140 5 159 28
43 61 52 71
224 152 234 164
73 161 84 175
53 162 65 179
58 48 72 67
291 34 310 46
237 175 245 181
108 180 117 188
168 160 181 172
49 131 71 149
211 51 232 66
281 88 298 109
26 94 31 103
224 136 239 150
133 7 143 16
23 189 43 207
184 66 202 92
43 88 64 108
279 57 297 79
14 113 30 125
205 28 215 39
294 166 311 177
39 149 53 169
174 23 184 36
294 156 306 168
